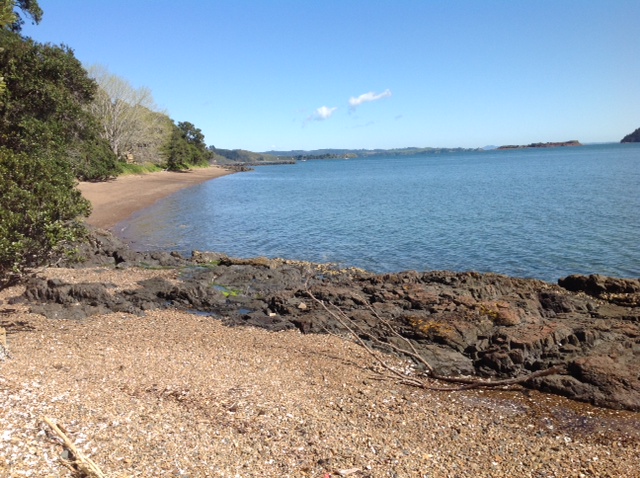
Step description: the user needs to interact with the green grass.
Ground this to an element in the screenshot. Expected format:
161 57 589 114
117 160 213 177
117 162 164 176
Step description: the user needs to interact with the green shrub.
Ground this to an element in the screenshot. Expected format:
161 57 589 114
69 136 119 181
0 148 90 282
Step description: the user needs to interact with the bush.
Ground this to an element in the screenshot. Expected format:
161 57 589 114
0 148 90 282
69 136 119 181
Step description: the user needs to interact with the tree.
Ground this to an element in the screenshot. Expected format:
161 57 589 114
163 121 212 171
1 31 90 152
0 30 117 179
0 30 114 281
178 121 205 149
128 109 173 164
177 120 212 166
0 147 90 282
0 1 16 30
87 64 170 163
0 0 42 32
1 0 43 94
164 123 191 171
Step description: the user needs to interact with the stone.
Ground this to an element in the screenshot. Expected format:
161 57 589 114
22 227 640 411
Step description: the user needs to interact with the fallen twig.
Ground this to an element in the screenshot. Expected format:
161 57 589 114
306 287 565 391
43 416 107 478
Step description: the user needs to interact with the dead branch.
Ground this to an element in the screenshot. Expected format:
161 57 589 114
305 288 565 392
43 416 107 478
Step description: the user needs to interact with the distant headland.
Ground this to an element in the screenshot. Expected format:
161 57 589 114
497 140 582 150
621 127 640 143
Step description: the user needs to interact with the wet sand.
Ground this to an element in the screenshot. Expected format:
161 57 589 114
77 167 234 230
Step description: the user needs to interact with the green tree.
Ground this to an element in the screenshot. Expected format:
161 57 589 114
1 0 43 93
177 121 212 166
1 31 91 152
178 121 205 149
0 30 117 179
0 0 42 94
163 121 212 171
164 123 191 171
0 29 116 281
0 148 90 282
1 0 42 31
0 1 17 30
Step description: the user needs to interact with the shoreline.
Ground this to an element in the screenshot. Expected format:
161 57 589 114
2 169 639 474
1 255 639 476
77 166 235 230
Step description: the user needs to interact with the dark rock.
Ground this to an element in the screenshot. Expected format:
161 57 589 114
566 356 640 410
559 274 640 305
538 291 575 314
22 227 640 411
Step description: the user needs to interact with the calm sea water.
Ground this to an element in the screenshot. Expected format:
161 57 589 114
117 143 640 282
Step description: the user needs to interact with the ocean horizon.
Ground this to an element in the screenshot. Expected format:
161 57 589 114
117 143 640 283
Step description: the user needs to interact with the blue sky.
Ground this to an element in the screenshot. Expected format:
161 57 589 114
21 0 640 151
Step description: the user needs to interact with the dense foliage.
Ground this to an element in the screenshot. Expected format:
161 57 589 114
0 30 118 180
621 127 640 143
0 28 107 281
164 121 212 171
0 148 90 280
3 0 42 32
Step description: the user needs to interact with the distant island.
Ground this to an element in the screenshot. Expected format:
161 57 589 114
621 127 640 143
497 140 582 150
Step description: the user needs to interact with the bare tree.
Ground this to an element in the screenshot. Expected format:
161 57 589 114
87 64 170 163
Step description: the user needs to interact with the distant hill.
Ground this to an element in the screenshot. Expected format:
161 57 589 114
209 148 294 165
621 128 640 143
263 146 477 159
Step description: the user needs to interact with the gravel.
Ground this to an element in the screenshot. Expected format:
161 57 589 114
1 267 639 477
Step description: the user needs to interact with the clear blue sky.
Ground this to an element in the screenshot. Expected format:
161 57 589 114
22 0 640 151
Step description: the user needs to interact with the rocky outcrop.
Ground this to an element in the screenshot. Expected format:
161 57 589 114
14 230 640 411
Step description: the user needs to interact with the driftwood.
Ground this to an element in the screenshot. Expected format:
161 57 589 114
306 288 565 391
43 416 106 478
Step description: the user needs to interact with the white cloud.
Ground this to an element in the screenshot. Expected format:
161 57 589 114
315 105 338 119
306 105 338 124
349 89 392 110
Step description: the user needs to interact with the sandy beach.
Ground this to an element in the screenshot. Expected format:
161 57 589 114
77 166 234 230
